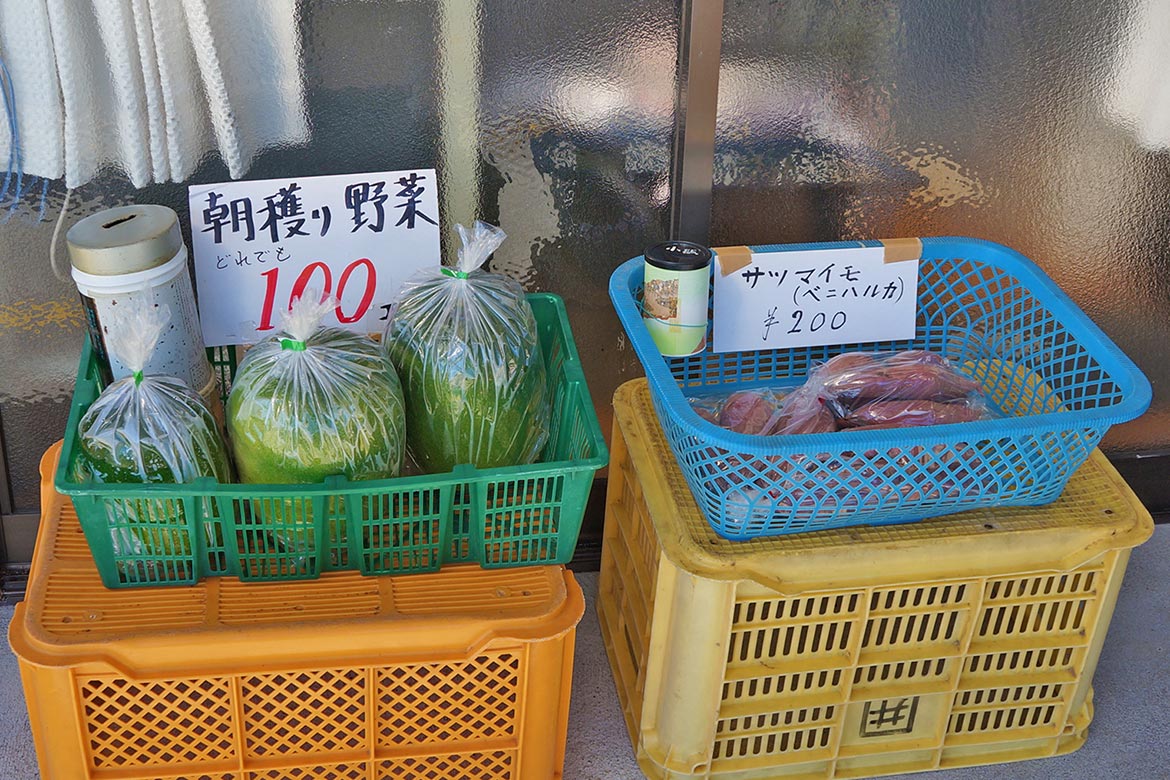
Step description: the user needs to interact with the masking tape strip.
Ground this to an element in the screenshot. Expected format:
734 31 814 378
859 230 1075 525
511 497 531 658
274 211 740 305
714 245 754 276
879 237 922 264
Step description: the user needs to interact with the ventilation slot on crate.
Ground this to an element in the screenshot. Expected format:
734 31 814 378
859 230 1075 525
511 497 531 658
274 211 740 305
964 647 1079 676
713 725 835 761
717 706 837 737
377 751 515 779
734 593 861 625
862 611 964 650
853 658 950 687
723 669 846 704
377 653 521 747
954 684 1066 709
251 764 366 779
870 583 968 612
985 571 1100 601
80 676 236 770
242 669 367 757
728 621 854 665
949 704 1060 735
978 600 1090 638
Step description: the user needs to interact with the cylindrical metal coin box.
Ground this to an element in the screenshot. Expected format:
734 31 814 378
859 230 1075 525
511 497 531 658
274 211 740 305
67 204 212 391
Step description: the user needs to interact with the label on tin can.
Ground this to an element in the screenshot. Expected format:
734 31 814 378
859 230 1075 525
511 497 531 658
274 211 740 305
642 262 710 357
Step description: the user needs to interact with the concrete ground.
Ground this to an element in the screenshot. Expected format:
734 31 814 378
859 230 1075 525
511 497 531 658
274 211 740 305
2 526 1167 779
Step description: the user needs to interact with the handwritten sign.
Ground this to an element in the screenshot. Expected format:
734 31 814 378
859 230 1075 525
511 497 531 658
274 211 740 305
188 169 441 347
712 245 919 353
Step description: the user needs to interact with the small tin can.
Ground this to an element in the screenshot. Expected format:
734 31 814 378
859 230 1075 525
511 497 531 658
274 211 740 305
642 240 713 357
67 205 212 391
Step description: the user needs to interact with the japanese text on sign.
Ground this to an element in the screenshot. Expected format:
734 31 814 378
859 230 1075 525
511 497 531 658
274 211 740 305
188 170 441 347
712 246 918 353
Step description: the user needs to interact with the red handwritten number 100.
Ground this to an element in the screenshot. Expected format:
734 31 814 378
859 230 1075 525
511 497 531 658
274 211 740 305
256 259 378 331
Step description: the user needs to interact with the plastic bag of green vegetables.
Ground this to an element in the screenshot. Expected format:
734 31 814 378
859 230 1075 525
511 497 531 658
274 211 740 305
227 292 406 561
73 301 232 561
383 221 551 473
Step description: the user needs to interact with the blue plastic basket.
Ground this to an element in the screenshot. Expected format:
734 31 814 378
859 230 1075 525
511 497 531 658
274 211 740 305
609 237 1152 539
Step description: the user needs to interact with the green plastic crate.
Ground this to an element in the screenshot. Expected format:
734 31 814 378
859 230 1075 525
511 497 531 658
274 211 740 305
56 293 608 588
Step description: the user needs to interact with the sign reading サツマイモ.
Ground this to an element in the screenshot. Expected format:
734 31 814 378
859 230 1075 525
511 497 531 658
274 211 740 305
188 170 441 347
712 243 920 354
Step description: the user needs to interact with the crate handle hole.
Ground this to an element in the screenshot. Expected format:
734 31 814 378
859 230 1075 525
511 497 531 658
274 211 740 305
983 523 998 530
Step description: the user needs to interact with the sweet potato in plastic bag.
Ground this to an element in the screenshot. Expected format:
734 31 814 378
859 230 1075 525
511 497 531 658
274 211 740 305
815 351 983 405
689 350 998 532
769 387 839 435
834 398 986 428
689 388 792 435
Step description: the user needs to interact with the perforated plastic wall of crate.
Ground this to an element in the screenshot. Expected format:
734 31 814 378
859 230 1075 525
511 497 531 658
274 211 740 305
597 380 1149 780
70 651 523 779
12 445 582 780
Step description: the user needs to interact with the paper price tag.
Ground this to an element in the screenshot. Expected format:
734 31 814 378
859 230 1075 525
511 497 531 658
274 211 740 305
188 169 441 347
712 243 919 353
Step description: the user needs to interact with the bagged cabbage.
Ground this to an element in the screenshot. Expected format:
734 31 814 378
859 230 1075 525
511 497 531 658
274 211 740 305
227 293 406 485
73 301 232 559
384 221 551 473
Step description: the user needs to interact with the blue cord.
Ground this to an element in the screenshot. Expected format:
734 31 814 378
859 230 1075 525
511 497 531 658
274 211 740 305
0 53 50 222
0 55 18 204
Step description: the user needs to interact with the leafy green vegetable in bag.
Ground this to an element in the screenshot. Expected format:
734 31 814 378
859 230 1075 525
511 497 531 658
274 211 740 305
384 221 550 473
73 301 232 560
228 293 406 485
226 293 405 566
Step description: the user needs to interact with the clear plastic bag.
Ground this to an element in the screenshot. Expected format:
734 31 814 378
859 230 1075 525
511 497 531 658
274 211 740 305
383 221 551 473
695 350 995 532
689 351 990 440
73 301 232 558
808 350 990 429
227 293 406 485
687 387 823 435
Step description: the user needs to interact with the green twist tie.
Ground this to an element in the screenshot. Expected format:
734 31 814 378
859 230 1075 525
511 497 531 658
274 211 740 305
132 370 144 385
281 338 307 352
441 267 470 279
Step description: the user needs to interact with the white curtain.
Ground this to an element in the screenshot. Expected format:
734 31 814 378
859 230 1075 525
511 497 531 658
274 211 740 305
0 0 307 188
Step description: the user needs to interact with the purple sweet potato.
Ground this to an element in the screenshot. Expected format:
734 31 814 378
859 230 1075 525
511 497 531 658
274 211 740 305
818 352 880 375
820 361 981 404
719 390 777 435
840 399 985 428
766 390 838 435
693 405 721 425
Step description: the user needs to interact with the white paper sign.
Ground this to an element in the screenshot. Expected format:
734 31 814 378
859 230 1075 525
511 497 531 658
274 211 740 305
712 246 919 353
189 169 441 346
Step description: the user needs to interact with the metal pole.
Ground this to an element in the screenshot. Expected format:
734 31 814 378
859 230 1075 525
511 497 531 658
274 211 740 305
438 0 483 248
669 0 724 244
0 409 14 565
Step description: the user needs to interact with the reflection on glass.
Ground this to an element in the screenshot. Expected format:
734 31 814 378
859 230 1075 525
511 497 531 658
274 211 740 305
0 0 677 511
715 0 1170 453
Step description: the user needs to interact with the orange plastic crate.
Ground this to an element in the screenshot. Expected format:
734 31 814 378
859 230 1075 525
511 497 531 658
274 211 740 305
10 443 584 780
599 379 1152 780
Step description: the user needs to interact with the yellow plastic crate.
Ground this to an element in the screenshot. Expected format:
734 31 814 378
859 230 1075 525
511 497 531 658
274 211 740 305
598 379 1152 780
10 443 584 780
